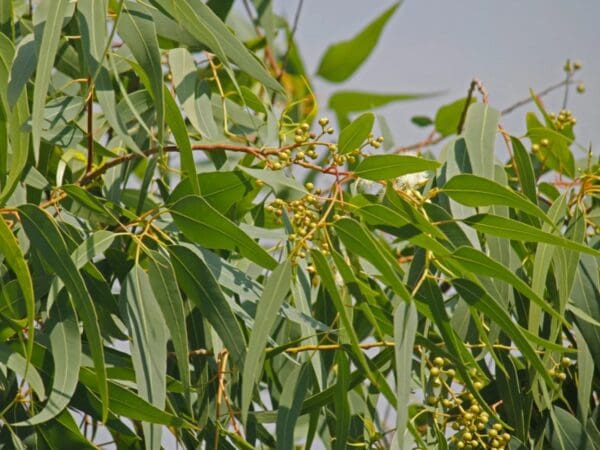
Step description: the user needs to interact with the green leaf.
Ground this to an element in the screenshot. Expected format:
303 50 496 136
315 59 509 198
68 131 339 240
463 103 500 180
317 2 400 82
527 126 575 178
547 407 597 450
78 367 192 428
146 250 192 411
443 174 549 222
238 166 308 200
164 86 199 194
333 350 351 450
355 154 440 180
447 246 568 325
19 205 109 422
14 295 81 426
510 136 538 204
170 194 277 269
334 218 411 301
394 301 418 447
463 213 600 257
0 343 45 401
169 171 250 213
0 215 35 367
30 0 72 157
338 112 374 155
276 363 310 450
122 265 168 450
164 0 283 93
119 2 164 145
0 33 30 205
78 0 140 153
168 245 246 366
242 261 292 423
312 250 394 403
329 90 434 116
411 116 433 127
452 278 553 386
435 97 475 136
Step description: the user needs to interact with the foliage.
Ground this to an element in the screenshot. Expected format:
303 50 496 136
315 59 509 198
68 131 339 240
0 1 598 449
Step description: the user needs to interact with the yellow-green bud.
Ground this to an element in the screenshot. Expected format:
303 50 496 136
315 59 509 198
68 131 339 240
318 117 329 127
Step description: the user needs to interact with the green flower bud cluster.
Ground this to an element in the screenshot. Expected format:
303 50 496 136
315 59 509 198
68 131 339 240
548 109 577 130
423 356 510 449
531 137 551 154
266 184 329 258
548 357 572 383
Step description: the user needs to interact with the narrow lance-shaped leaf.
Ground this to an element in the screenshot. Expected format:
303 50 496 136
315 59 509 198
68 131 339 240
463 213 600 257
163 0 283 93
118 2 164 145
0 343 45 401
0 215 35 370
122 265 168 450
317 2 400 82
447 246 568 326
333 350 351 450
312 250 396 404
146 250 192 412
164 86 199 194
14 294 81 426
394 301 418 449
170 194 277 269
19 204 109 422
355 154 440 181
276 363 311 450
452 278 554 386
168 245 246 366
443 174 550 223
31 0 72 158
78 367 193 428
242 261 292 423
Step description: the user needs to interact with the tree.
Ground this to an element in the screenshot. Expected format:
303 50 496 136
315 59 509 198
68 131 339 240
0 1 598 449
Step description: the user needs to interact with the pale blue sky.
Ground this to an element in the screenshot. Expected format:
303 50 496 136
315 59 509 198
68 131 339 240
281 0 600 155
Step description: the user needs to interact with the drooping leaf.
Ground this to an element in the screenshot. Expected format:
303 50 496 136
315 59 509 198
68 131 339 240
276 363 310 450
30 0 72 157
170 194 277 269
394 301 418 447
463 213 600 257
317 3 400 82
14 295 81 426
162 0 283 93
242 260 292 423
168 245 246 366
121 265 168 450
19 205 109 421
452 278 553 386
0 215 35 366
443 174 550 223
118 2 165 145
355 154 440 181
146 250 192 410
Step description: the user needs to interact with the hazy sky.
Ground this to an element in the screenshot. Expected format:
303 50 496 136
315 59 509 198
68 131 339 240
279 0 600 157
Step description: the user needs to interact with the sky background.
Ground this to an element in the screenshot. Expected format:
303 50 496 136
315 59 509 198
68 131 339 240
276 0 600 157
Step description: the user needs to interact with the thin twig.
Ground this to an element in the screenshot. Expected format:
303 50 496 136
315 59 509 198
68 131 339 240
501 79 571 115
278 0 305 82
